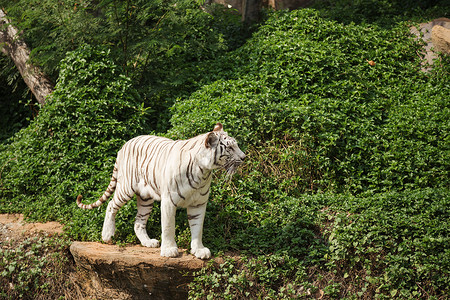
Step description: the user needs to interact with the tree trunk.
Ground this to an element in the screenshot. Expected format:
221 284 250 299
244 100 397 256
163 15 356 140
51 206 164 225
0 9 53 106
242 0 261 23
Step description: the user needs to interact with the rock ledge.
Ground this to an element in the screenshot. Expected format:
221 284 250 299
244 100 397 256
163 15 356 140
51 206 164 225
70 242 209 300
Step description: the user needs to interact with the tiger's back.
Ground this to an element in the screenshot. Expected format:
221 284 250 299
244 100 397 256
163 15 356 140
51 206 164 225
117 134 212 208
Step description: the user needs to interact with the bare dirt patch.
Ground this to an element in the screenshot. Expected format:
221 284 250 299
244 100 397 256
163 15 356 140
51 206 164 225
0 213 64 238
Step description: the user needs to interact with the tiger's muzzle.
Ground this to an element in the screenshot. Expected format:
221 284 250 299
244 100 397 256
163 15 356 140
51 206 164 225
225 150 246 175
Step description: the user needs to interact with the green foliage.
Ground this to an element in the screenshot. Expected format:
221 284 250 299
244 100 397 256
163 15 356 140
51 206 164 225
189 188 449 298
169 9 449 193
1 0 243 77
0 235 72 299
1 0 245 131
189 254 310 299
324 188 450 298
0 45 147 223
204 177 323 258
128 0 245 131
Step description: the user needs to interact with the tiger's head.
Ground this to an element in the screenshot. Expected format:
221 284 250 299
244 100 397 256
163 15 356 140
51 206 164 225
203 123 245 175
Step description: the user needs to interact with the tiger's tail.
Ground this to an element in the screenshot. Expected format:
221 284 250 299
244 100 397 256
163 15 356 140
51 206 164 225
76 163 118 210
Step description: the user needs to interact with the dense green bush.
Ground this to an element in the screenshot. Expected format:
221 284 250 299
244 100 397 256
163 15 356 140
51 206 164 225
189 254 311 299
170 9 449 193
189 188 449 299
325 188 450 298
0 45 147 221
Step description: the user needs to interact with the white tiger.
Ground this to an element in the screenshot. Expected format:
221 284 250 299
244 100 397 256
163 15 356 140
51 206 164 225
76 123 245 259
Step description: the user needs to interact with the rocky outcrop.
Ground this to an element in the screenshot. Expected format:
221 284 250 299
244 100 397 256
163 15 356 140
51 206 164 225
432 25 450 55
70 242 210 300
410 18 450 70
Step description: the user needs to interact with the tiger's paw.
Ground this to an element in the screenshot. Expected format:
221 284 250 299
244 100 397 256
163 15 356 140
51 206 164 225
191 247 211 260
160 246 179 258
141 239 160 248
102 227 115 243
102 214 116 242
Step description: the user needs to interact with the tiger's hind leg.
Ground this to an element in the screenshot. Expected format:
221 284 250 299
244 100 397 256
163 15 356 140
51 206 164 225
135 195 159 248
102 185 133 243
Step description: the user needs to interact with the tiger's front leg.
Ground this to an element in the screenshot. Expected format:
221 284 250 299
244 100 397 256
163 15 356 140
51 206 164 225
160 197 179 257
187 203 211 259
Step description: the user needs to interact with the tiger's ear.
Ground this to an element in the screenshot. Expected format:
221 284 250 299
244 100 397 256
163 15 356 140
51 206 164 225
213 123 223 132
205 132 219 148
